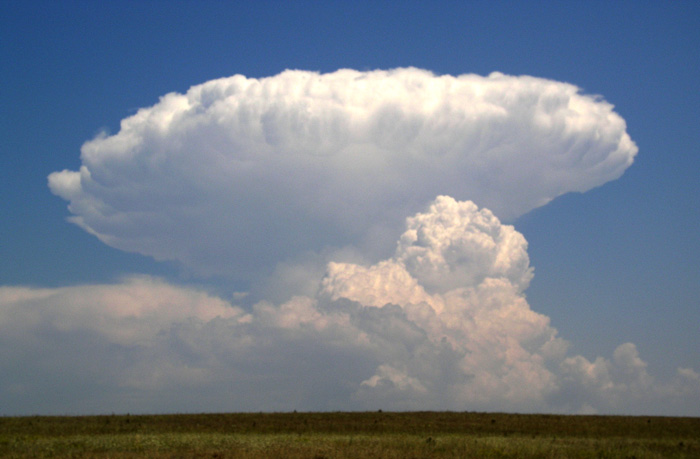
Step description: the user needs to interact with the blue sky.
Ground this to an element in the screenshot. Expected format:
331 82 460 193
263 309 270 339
1 1 699 415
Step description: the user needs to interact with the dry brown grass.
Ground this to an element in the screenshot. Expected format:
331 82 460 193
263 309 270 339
2 411 699 458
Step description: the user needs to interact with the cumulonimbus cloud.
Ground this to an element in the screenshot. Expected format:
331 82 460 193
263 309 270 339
32 68 682 415
48 68 637 280
2 197 697 415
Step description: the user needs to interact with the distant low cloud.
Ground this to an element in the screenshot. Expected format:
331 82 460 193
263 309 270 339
48 68 637 281
2 198 696 415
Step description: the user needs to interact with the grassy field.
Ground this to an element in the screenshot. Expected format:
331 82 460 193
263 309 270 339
1 411 698 458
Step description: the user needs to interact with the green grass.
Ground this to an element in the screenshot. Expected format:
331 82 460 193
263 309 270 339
1 411 698 458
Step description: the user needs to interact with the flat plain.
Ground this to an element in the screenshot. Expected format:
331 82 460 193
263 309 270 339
1 411 698 458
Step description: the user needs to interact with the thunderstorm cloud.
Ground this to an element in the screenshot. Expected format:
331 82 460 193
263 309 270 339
4 68 694 415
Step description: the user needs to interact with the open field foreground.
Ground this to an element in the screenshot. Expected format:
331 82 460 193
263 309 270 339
1 411 699 458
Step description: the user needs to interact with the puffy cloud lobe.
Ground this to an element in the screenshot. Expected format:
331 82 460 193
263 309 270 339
3 197 696 415
554 343 664 414
321 197 561 409
48 68 637 279
396 196 533 294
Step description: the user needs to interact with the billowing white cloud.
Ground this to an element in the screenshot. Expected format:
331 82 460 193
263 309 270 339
321 196 563 410
397 196 533 293
29 68 694 415
2 197 697 415
48 68 637 280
